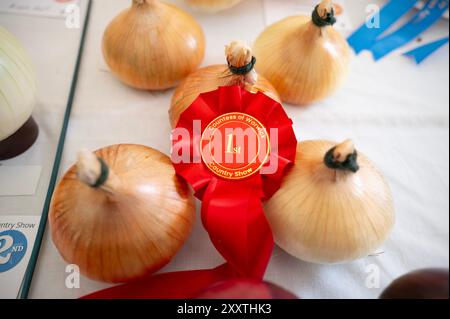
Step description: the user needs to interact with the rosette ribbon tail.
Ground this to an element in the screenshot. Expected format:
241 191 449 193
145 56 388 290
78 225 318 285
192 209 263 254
81 264 233 299
201 177 273 279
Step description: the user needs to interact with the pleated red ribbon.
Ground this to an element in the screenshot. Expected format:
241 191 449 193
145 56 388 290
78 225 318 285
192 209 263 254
82 86 296 299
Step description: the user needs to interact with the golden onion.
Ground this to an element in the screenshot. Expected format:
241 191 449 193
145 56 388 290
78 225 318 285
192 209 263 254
253 0 351 105
50 144 196 283
266 139 395 264
102 0 205 90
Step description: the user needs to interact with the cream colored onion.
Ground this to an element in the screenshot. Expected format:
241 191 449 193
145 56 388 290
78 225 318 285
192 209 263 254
0 27 37 141
265 140 395 264
170 40 279 127
253 0 351 105
50 144 196 283
185 0 243 12
102 0 205 90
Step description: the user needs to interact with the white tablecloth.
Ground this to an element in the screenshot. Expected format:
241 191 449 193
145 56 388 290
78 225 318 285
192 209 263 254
23 0 449 299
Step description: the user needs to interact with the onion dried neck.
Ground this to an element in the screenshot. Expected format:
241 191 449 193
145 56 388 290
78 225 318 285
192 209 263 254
76 149 120 194
324 139 360 173
312 0 336 28
225 41 257 84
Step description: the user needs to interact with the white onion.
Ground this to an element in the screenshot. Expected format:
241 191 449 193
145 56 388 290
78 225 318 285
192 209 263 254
0 27 37 142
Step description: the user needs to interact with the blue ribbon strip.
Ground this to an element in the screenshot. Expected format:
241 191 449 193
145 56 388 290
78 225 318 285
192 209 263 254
348 0 419 54
403 36 449 63
369 0 449 60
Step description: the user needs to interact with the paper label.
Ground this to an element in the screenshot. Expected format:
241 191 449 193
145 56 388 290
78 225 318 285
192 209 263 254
0 215 40 299
0 0 79 18
0 165 42 196
263 0 353 32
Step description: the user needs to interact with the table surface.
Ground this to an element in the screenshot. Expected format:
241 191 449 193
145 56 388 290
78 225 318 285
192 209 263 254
6 0 448 299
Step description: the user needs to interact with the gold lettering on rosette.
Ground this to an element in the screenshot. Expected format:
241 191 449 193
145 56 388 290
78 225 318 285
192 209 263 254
200 112 270 180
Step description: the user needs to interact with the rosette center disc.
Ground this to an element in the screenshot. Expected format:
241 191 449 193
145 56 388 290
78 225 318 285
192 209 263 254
201 112 270 180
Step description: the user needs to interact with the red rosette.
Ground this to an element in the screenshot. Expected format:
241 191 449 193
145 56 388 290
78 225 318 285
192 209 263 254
82 86 297 299
172 86 297 279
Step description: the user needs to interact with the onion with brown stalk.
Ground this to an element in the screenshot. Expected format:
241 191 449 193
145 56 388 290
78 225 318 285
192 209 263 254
265 139 395 264
50 144 196 283
169 40 279 127
102 0 205 90
185 0 243 12
253 0 351 105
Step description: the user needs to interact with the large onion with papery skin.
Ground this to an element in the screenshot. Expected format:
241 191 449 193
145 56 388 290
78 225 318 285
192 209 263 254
0 27 37 143
50 144 196 283
253 0 351 105
266 139 395 264
102 0 205 90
